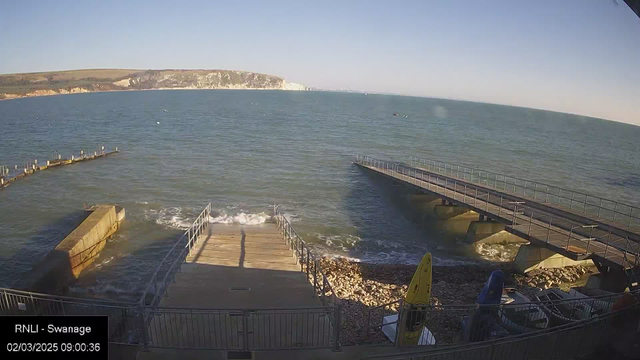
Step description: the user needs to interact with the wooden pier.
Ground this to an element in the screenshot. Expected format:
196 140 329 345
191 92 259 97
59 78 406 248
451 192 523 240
355 155 640 272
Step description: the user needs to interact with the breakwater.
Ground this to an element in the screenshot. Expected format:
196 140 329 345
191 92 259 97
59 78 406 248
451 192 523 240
0 146 119 190
13 204 126 294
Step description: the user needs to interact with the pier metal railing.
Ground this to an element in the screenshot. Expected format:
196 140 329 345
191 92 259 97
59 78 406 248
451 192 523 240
139 203 212 307
355 155 640 268
273 205 342 350
408 156 640 229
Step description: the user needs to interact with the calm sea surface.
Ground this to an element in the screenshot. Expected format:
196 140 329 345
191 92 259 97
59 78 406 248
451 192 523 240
1 90 639 300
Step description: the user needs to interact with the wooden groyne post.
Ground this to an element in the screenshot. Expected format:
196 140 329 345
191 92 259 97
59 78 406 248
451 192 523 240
0 146 120 190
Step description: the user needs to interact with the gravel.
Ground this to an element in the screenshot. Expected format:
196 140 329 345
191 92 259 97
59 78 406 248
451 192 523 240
320 257 596 345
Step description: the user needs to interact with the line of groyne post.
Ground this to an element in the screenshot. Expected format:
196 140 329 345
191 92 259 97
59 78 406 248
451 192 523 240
0 145 119 190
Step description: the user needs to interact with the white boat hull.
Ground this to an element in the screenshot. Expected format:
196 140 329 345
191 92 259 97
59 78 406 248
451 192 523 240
382 314 436 345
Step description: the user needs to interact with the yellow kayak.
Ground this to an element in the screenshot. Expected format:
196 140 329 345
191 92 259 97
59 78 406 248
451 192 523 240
398 252 432 345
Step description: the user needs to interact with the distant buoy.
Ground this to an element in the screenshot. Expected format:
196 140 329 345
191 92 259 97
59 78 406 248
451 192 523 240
157 121 160 125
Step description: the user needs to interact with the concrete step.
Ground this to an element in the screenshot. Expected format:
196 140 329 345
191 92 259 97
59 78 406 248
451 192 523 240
182 258 299 271
168 279 314 293
187 251 295 263
206 237 288 245
208 230 283 239
193 241 291 250
170 278 314 294
190 246 293 257
158 290 319 309
174 264 307 278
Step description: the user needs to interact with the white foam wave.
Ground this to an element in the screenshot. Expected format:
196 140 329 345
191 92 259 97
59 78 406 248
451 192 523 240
70 283 128 295
209 212 270 225
312 233 360 252
94 256 114 268
475 243 521 262
282 212 300 223
145 207 192 230
322 251 478 266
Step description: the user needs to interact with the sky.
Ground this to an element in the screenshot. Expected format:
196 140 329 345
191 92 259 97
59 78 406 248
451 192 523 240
1 0 639 124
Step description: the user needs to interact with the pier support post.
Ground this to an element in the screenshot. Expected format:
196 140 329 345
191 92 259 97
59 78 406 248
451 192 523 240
466 220 514 243
514 244 593 273
433 204 470 219
584 272 629 293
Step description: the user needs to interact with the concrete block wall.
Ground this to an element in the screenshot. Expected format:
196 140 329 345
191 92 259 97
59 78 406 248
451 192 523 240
14 204 125 294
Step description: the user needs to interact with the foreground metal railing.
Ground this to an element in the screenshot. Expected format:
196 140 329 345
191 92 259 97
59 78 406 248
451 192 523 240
408 156 640 229
364 290 633 348
273 205 342 350
144 305 336 350
355 155 640 268
363 298 640 360
1 287 143 345
139 203 212 307
1 286 338 351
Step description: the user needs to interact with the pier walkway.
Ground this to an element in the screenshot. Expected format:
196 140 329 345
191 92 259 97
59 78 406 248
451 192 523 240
355 155 640 273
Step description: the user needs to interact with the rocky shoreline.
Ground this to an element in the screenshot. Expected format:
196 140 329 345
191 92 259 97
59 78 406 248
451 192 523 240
319 258 596 345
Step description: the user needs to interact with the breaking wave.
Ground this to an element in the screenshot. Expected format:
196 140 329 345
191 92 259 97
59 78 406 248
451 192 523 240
145 207 192 230
209 212 270 225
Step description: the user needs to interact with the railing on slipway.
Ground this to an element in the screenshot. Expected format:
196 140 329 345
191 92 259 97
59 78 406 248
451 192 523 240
139 203 212 307
273 204 342 351
362 295 640 360
408 156 640 229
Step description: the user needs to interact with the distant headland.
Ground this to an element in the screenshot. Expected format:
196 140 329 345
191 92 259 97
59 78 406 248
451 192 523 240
0 69 308 100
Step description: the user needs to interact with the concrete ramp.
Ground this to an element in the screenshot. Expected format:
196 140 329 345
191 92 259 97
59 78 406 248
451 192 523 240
147 223 332 350
159 224 319 308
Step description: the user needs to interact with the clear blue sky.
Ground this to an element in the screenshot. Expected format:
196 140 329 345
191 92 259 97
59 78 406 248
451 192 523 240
1 0 639 124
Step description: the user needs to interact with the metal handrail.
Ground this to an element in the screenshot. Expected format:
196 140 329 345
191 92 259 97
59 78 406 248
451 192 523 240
0 287 137 306
364 288 638 349
355 155 640 264
273 205 338 304
139 203 212 307
273 205 341 350
408 155 640 228
363 300 640 359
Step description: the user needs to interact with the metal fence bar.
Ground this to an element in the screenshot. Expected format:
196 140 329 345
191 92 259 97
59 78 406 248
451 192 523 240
273 205 341 350
363 291 638 359
140 203 212 307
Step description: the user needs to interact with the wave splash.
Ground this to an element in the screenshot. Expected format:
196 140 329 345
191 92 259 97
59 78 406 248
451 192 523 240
145 207 192 230
209 212 270 225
